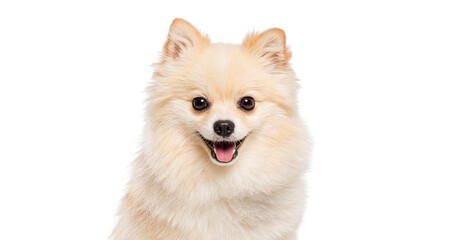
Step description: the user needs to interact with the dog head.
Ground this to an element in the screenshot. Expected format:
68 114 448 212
146 18 305 180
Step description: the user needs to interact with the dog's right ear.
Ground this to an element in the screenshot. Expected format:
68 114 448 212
162 18 208 60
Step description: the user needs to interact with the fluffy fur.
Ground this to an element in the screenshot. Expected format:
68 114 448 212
112 19 310 240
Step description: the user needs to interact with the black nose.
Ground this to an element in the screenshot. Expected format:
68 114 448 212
213 120 235 138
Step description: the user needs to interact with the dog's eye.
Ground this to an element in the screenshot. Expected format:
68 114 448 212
239 97 255 111
192 97 209 111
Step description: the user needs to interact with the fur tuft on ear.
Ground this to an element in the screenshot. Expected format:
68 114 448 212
163 18 209 59
242 28 291 67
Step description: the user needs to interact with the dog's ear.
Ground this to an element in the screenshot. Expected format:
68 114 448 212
242 28 291 68
163 18 208 59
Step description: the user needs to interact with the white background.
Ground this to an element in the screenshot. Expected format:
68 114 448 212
1 0 448 239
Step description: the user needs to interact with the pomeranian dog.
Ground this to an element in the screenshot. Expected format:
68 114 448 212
112 18 310 240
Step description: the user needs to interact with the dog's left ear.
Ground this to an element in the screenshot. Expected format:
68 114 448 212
163 18 209 60
242 28 291 68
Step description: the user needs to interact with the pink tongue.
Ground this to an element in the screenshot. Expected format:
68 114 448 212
214 142 236 162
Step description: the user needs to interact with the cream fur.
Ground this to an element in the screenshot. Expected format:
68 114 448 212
111 18 310 240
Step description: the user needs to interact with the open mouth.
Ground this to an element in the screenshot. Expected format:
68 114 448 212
200 135 246 164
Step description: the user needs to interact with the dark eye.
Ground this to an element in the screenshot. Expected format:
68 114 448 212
192 97 209 111
239 96 255 111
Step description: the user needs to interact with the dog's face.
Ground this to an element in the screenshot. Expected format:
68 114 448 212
150 19 299 167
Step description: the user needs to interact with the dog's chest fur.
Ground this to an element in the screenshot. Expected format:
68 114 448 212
120 176 304 240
